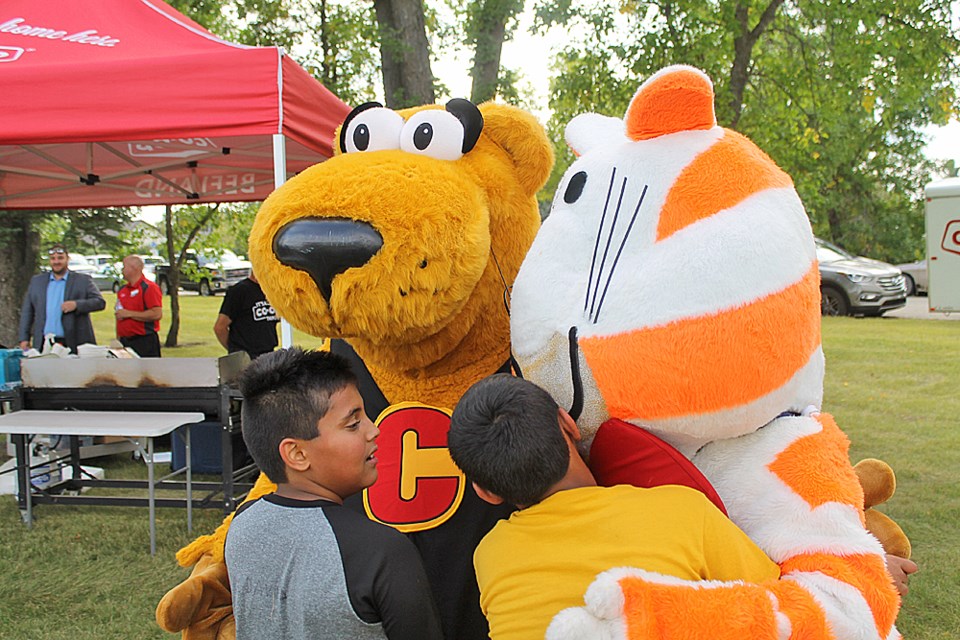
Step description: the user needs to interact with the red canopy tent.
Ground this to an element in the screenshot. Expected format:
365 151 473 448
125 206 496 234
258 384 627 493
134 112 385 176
0 0 351 209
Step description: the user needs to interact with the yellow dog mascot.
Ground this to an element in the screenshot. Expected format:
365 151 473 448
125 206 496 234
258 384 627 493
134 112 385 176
157 99 553 640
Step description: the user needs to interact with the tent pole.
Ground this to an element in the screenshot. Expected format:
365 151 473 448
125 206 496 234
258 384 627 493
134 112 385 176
272 133 287 189
273 133 295 349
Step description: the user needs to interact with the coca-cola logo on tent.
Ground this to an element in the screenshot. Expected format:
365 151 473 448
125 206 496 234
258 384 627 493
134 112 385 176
1 18 120 47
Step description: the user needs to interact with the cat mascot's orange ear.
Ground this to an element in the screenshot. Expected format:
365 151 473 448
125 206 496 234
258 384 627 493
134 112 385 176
625 66 716 141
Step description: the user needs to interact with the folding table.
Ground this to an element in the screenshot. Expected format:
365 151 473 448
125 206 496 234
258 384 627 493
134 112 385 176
0 409 203 554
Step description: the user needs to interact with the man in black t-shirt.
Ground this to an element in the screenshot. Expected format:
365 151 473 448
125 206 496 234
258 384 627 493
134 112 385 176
214 273 280 359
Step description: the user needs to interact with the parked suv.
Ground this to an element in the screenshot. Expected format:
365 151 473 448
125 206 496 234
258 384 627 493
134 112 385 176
66 254 97 275
895 259 928 296
155 250 251 296
816 238 907 316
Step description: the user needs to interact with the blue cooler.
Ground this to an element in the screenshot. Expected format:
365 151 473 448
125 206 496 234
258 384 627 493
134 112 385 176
171 421 249 474
0 349 23 390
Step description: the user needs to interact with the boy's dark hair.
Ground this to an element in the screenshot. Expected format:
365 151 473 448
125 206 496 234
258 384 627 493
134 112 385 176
448 374 569 507
238 347 358 483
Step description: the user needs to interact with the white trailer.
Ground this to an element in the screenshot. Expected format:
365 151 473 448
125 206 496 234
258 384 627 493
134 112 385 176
925 177 960 313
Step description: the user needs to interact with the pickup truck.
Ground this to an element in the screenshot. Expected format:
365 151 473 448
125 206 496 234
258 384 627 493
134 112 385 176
155 250 252 296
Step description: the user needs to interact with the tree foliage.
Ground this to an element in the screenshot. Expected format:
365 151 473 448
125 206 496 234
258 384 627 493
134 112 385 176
173 0 526 108
35 208 139 262
156 201 260 347
455 0 526 102
168 0 296 46
305 1 383 106
161 203 219 347
170 0 382 105
536 0 960 262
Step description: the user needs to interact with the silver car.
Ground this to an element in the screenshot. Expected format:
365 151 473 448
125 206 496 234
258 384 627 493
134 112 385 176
816 238 907 316
91 257 159 293
895 259 927 296
91 264 121 292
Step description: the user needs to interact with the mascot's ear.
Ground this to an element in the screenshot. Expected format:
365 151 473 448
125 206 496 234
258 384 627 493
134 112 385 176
445 98 484 154
333 122 346 157
565 113 625 157
478 103 554 197
625 64 717 141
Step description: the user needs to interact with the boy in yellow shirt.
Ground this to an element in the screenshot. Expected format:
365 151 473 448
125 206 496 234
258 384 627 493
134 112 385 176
447 374 780 639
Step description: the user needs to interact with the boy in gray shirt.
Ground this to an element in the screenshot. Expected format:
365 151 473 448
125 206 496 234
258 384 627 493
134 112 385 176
226 348 442 640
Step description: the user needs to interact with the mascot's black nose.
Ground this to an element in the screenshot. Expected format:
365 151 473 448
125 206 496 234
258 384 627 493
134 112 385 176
273 218 383 303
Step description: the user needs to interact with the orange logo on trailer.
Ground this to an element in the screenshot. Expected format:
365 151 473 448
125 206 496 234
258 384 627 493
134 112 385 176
363 403 465 533
941 220 960 256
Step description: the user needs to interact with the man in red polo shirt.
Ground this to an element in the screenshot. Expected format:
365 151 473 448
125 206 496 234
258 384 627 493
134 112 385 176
116 255 163 357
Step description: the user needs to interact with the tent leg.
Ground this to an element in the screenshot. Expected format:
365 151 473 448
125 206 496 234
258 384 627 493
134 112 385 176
272 133 287 189
280 319 294 348
272 133 295 349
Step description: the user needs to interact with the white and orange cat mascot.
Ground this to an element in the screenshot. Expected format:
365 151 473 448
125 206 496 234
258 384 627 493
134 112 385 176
510 65 902 639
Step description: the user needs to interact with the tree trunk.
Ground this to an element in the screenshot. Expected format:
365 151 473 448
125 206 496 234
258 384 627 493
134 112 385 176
318 0 336 90
826 207 844 245
163 204 219 349
0 212 39 348
727 0 785 129
469 0 513 104
373 0 435 108
164 205 181 348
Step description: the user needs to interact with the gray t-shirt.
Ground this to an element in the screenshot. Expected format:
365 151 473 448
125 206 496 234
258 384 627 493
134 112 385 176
225 494 442 640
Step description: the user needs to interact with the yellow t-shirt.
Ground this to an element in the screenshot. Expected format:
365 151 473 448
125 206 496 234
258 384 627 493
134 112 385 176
474 484 780 640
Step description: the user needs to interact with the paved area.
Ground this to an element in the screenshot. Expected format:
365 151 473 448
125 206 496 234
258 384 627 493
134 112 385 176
883 296 959 320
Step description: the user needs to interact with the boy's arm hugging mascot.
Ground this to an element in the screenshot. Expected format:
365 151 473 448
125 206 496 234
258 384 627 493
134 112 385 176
509 65 907 640
156 99 553 640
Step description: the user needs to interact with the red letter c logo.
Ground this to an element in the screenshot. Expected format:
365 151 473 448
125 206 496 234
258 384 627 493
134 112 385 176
363 403 465 533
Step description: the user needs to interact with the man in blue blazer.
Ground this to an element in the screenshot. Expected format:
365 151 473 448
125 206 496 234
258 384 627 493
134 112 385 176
18 243 106 354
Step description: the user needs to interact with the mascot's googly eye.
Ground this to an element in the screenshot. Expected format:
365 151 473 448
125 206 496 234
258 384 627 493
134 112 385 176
400 111 466 161
400 99 483 161
340 102 404 154
563 171 588 204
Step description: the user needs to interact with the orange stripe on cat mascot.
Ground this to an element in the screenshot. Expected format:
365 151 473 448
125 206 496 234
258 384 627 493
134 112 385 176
510 65 901 640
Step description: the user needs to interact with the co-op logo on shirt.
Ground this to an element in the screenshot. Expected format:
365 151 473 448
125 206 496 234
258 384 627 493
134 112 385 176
252 300 277 321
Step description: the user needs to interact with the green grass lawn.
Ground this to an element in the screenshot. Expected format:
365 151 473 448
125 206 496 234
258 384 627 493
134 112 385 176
822 317 960 639
0 300 957 638
89 291 325 356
